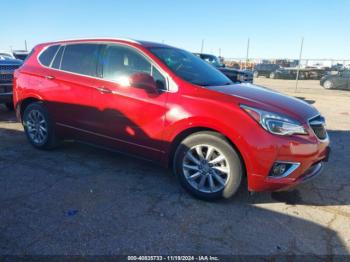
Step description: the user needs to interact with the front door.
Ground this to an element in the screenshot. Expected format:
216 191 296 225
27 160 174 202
90 44 169 160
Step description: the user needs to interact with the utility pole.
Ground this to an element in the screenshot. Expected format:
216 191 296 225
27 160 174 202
25 40 28 51
200 39 204 53
245 38 250 70
295 37 304 92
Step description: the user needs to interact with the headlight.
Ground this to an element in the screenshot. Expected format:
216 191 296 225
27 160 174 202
240 105 308 136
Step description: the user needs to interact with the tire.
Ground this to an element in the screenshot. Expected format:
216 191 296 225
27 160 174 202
5 102 14 111
323 80 334 89
173 131 243 200
253 71 259 78
23 102 59 150
270 72 276 79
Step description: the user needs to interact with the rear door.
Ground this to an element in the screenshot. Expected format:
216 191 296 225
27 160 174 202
45 43 104 131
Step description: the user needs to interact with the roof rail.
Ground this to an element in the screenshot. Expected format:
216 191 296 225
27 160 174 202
46 37 140 44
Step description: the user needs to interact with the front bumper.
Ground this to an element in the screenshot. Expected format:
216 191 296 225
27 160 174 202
0 82 13 103
245 119 331 193
248 143 330 192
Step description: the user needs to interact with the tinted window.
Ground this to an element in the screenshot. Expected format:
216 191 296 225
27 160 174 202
149 47 231 86
102 45 151 81
152 66 166 90
51 46 64 69
342 71 350 77
39 45 59 66
61 44 101 77
14 54 28 60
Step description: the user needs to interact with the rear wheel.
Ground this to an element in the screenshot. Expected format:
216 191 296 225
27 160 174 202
173 132 243 200
323 80 334 89
270 72 276 79
23 102 59 149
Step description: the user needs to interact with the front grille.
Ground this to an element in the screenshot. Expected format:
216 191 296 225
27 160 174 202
309 115 327 140
0 64 20 71
0 74 13 81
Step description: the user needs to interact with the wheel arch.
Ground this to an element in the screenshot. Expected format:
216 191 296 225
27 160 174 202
17 96 43 121
167 126 247 177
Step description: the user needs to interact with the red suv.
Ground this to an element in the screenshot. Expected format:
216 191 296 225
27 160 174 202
13 38 330 200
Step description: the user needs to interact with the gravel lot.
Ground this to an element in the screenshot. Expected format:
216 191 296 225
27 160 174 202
1 79 349 256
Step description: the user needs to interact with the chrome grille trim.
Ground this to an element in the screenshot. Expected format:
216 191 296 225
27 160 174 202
308 115 328 141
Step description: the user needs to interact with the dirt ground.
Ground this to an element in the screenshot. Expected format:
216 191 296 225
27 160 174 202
0 78 349 256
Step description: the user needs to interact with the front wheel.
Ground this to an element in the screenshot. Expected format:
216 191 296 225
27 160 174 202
253 71 259 78
270 72 276 79
173 132 243 200
23 102 59 149
323 80 334 89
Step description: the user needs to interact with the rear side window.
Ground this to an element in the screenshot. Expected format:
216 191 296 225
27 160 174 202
38 45 60 66
60 44 101 77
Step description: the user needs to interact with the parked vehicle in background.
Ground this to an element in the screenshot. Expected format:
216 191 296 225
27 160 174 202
194 53 253 83
320 70 350 90
14 38 330 200
0 51 15 59
254 63 326 80
253 63 281 78
12 50 29 61
0 54 23 109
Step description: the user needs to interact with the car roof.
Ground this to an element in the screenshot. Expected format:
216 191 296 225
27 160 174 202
38 37 172 49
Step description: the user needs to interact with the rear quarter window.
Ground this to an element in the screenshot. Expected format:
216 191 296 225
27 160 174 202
38 45 60 67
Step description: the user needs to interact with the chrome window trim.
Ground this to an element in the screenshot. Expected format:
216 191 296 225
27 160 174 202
48 45 63 68
36 41 178 93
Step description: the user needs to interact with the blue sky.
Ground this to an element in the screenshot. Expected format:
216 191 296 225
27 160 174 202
1 0 349 59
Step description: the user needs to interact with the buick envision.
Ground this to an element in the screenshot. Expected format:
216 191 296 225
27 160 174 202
13 38 330 200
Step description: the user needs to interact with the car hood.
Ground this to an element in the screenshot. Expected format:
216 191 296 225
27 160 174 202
208 83 319 123
0 56 23 65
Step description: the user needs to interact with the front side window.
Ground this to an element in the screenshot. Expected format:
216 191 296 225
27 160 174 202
38 45 59 66
149 47 231 86
102 44 166 89
60 44 101 77
102 45 151 81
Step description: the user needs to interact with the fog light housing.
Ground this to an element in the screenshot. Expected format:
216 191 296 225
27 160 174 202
269 162 300 178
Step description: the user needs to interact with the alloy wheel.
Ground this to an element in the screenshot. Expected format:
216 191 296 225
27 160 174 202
25 110 48 144
323 80 333 89
182 144 231 193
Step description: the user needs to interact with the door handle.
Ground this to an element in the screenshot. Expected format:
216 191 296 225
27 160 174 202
45 75 55 80
96 86 112 94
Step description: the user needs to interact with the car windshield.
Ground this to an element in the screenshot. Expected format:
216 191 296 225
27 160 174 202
149 47 232 86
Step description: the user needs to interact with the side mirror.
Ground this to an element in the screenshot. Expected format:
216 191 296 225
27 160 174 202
129 73 158 93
